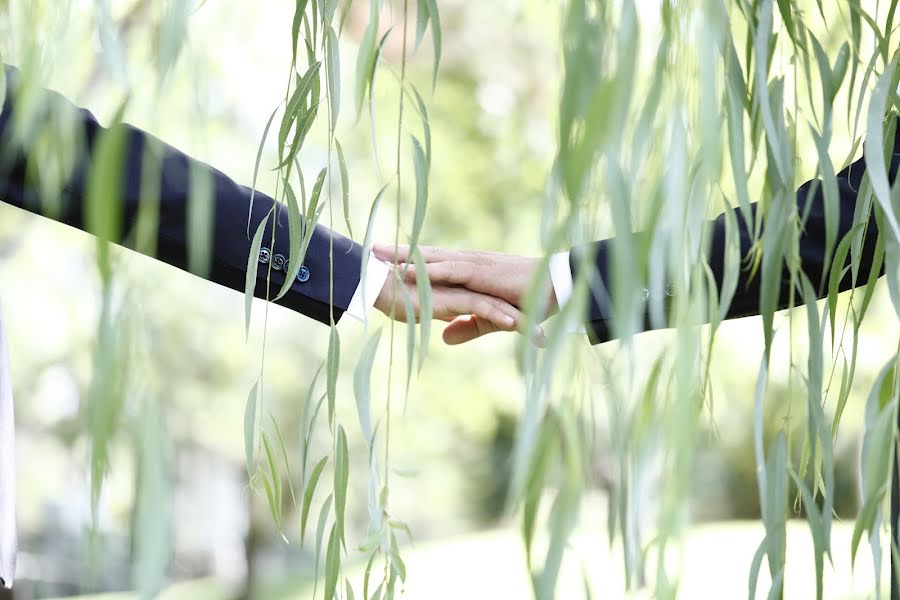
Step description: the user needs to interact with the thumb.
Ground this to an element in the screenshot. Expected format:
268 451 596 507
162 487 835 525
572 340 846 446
442 315 500 345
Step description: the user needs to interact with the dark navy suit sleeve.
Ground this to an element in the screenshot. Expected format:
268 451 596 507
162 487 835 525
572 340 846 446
572 129 897 344
0 65 362 326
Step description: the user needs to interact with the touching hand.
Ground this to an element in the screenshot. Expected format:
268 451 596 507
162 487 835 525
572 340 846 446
373 245 556 345
373 266 530 342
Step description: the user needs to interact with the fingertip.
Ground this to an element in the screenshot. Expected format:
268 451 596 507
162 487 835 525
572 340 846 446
534 326 547 348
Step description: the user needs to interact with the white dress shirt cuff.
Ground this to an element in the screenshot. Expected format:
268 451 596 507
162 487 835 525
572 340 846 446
549 251 586 335
345 254 391 324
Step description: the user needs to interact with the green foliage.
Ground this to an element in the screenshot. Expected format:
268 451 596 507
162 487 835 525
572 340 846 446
10 0 900 598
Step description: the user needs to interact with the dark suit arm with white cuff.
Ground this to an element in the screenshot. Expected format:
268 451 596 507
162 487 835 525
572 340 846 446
0 65 364 325
557 131 898 344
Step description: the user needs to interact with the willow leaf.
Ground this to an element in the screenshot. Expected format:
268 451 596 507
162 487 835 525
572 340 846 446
424 0 441 90
270 415 296 509
415 0 429 50
258 471 276 520
301 455 329 545
827 224 864 343
412 248 431 371
275 182 305 301
409 136 429 255
279 61 322 152
291 0 311 65
245 213 271 339
748 539 767 600
409 84 432 166
354 329 382 446
314 494 333 594
327 327 340 428
335 425 350 549
863 57 900 240
244 378 260 476
336 139 353 237
789 469 826 600
326 25 341 130
325 524 341 599
262 431 283 526
247 106 280 237
354 0 380 117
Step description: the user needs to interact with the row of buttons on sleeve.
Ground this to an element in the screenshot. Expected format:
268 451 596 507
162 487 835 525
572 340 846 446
640 284 676 301
259 247 310 283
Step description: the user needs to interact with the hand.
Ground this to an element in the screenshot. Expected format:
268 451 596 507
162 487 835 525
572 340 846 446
374 266 532 343
373 245 556 345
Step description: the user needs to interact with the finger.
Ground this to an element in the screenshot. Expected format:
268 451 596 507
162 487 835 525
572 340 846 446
442 315 547 347
459 293 521 331
373 244 464 264
373 244 411 263
404 261 473 286
443 315 500 345
456 292 547 346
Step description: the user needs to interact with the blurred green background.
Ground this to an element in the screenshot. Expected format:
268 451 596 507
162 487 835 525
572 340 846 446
0 1 898 598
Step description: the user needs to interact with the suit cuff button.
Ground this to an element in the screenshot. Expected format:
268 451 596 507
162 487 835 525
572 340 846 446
258 247 271 264
272 254 286 271
664 283 676 297
296 266 310 283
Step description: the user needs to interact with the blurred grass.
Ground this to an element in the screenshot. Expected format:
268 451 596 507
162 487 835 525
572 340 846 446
52 519 889 600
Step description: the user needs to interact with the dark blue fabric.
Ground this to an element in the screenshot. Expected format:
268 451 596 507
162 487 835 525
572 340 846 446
575 126 897 344
0 65 362 325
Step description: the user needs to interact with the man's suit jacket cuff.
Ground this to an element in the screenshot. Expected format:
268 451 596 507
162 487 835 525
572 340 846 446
344 255 390 324
549 251 586 335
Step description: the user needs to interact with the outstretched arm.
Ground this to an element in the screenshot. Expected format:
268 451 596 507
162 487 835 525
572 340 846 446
0 65 361 324
376 128 897 344
0 65 526 333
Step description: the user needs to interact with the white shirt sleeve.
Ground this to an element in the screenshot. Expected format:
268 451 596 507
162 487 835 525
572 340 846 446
344 253 391 324
548 251 586 335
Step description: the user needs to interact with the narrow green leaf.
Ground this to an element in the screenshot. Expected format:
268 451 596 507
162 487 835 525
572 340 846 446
354 329 382 445
748 539 767 600
788 468 826 600
275 182 305 301
335 139 353 237
424 0 441 90
327 327 340 427
279 61 322 152
259 470 278 528
291 0 311 65
314 494 334 594
270 415 296 509
244 379 260 475
354 0 380 117
324 523 341 600
300 362 325 481
401 285 416 396
326 25 341 130
409 136 429 255
335 425 350 548
85 106 128 280
412 248 431 371
247 105 280 237
415 0 429 50
408 84 432 166
827 224 864 342
187 163 213 277
262 431 282 527
301 456 329 545
863 57 900 240
245 212 272 338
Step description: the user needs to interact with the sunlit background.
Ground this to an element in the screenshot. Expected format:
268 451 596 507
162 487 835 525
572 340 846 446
0 0 898 598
